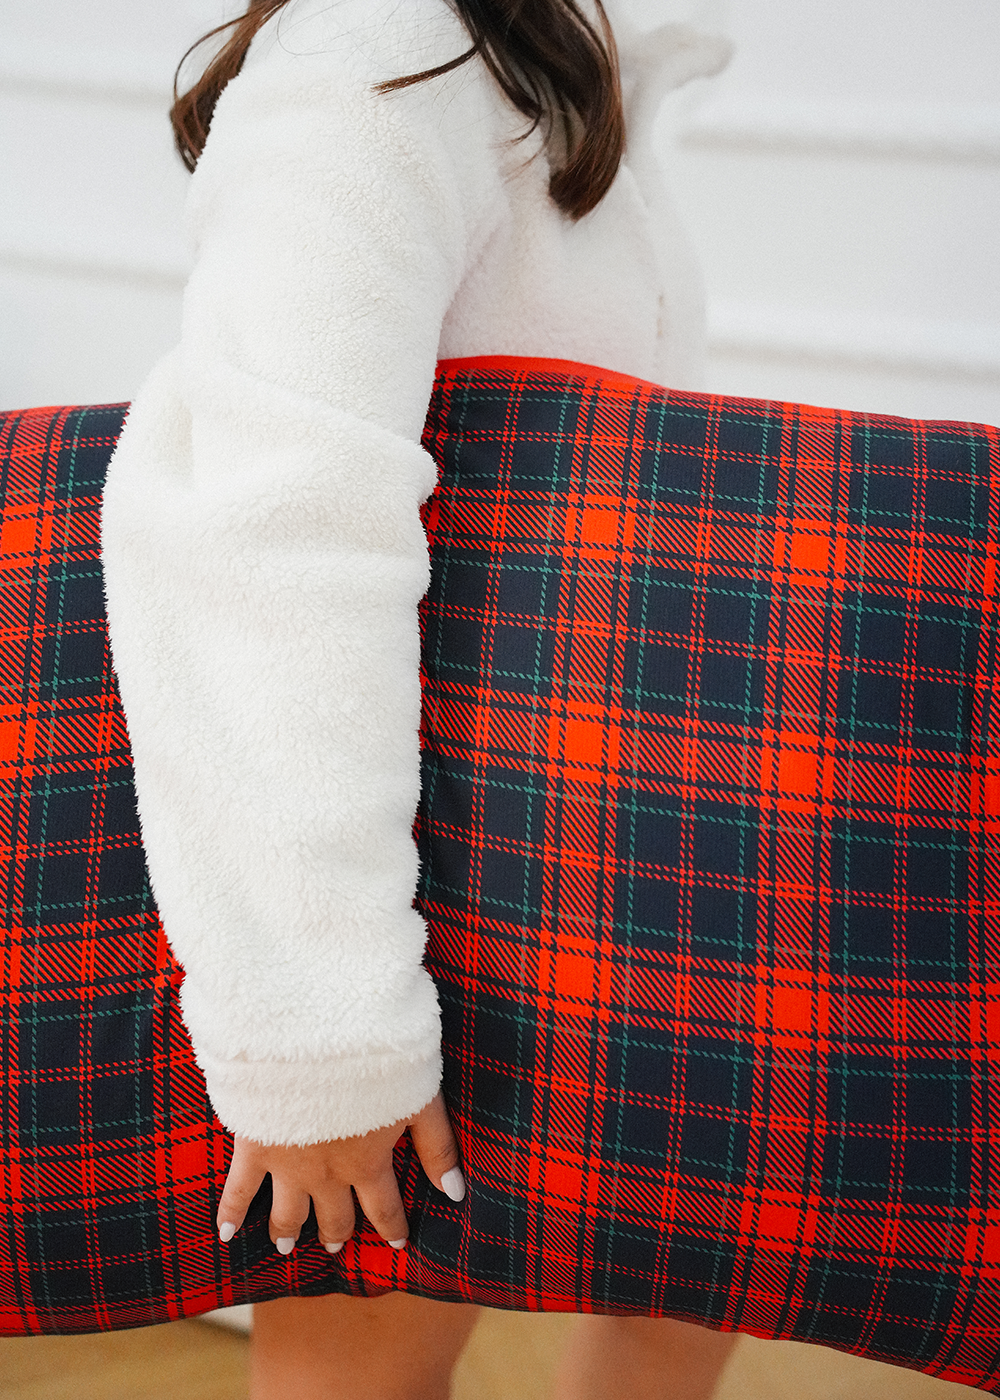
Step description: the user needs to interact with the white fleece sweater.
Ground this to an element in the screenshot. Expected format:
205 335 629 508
100 0 730 1146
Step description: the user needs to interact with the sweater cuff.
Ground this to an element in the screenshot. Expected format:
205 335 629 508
194 1043 444 1146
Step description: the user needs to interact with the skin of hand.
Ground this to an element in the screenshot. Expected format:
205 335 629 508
216 1091 466 1254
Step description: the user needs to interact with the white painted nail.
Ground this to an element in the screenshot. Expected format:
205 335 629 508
276 1237 296 1255
440 1167 466 1202
388 1238 407 1250
324 1241 344 1254
218 1222 236 1243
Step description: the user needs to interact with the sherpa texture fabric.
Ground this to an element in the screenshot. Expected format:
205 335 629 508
2 365 999 1395
99 0 732 1145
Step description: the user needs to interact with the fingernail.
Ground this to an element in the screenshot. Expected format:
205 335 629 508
219 1222 236 1243
440 1167 466 1202
388 1238 407 1250
324 1241 344 1254
276 1237 296 1255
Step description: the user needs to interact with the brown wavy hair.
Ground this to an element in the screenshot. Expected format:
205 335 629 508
170 0 624 220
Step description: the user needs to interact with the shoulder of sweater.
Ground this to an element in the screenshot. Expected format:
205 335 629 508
191 0 518 237
242 0 470 82
600 1 733 151
226 0 516 149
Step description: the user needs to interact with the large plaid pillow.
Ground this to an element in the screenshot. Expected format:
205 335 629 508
0 359 997 1392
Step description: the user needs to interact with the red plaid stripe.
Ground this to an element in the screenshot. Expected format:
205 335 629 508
0 364 998 1394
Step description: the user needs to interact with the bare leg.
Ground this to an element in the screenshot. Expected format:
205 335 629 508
250 1290 481 1400
553 1314 737 1400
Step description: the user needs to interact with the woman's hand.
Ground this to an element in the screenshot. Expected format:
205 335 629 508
216 1092 465 1254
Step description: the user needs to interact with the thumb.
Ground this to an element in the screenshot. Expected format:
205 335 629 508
409 1093 466 1203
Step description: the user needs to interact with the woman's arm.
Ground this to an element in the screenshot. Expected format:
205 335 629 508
101 31 498 1146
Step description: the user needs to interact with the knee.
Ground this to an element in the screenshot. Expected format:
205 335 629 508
598 1313 736 1361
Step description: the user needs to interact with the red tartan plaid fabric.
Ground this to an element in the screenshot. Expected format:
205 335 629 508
0 361 998 1392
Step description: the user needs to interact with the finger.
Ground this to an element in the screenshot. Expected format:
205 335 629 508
410 1093 466 1202
268 1179 312 1254
312 1184 358 1254
355 1170 409 1247
217 1138 266 1242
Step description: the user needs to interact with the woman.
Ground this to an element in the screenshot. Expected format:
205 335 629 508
101 1 735 1395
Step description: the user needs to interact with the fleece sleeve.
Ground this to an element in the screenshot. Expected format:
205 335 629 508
100 53 487 1145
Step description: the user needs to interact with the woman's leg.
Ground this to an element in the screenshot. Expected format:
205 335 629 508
552 1314 737 1400
250 1290 481 1400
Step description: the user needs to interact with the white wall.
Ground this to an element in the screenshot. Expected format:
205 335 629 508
2 0 998 422
0 0 231 408
664 0 1000 422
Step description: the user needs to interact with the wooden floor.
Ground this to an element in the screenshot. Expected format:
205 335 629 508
0 1310 979 1400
